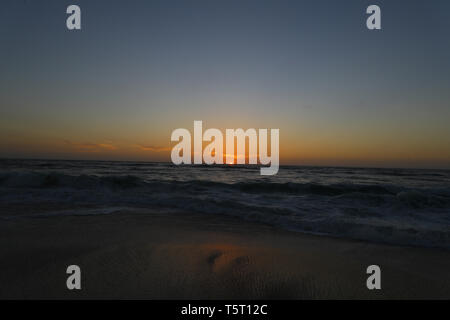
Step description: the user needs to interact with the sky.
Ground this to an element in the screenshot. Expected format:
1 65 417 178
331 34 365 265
1 0 449 168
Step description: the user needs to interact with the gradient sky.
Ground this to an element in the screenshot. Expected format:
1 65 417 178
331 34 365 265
1 0 449 168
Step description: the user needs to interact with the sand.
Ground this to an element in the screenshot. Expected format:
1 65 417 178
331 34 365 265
0 210 450 299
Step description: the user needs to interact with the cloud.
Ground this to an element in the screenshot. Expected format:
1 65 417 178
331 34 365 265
64 140 117 151
136 144 170 152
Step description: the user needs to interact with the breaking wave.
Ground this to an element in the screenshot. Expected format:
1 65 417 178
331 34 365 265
1 161 450 249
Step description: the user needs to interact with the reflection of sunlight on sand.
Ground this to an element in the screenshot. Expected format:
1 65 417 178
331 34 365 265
198 244 250 272
3 212 450 299
149 242 327 299
156 243 249 273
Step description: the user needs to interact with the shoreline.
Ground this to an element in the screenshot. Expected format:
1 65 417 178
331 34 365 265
1 210 450 299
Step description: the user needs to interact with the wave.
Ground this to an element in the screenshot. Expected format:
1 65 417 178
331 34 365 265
1 170 450 249
1 171 450 204
0 171 145 189
0 171 398 192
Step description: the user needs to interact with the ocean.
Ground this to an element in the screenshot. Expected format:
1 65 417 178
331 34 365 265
1 159 449 248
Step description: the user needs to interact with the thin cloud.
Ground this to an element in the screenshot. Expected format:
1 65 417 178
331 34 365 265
136 144 170 152
64 140 117 151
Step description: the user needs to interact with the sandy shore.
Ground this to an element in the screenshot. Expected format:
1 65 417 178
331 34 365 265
0 210 450 299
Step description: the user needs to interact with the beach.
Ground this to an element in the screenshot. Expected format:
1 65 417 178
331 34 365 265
1 209 450 299
1 160 450 299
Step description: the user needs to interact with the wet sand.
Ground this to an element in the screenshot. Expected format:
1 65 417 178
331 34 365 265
1 210 450 299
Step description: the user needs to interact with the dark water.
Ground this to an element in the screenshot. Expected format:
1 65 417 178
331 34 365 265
1 159 450 248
